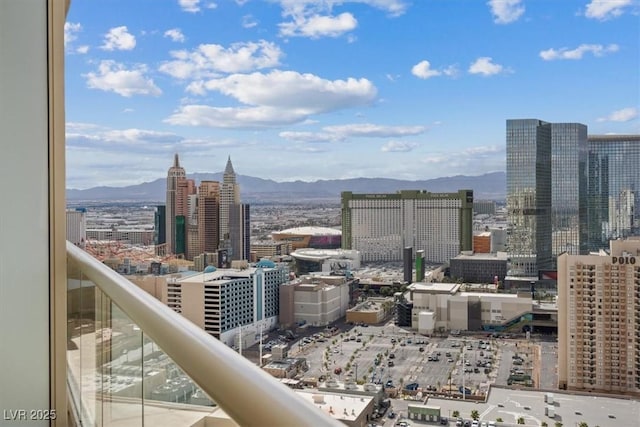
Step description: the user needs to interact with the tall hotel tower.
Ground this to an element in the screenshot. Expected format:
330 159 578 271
166 154 186 255
220 156 240 244
506 119 589 275
198 180 221 255
507 119 553 276
558 238 640 395
551 123 588 258
587 135 640 251
341 190 473 263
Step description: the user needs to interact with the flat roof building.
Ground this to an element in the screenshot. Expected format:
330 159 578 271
341 190 473 263
558 238 640 396
279 275 351 328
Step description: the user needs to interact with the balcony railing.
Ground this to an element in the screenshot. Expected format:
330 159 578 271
67 241 341 427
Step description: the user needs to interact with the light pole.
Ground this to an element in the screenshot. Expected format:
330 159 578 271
462 341 466 401
354 362 358 383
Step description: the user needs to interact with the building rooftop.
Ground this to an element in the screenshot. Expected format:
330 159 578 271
178 265 279 284
453 252 508 260
296 390 373 423
291 248 360 261
410 282 460 294
275 226 341 236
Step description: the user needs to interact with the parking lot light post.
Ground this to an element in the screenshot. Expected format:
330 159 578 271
462 346 465 401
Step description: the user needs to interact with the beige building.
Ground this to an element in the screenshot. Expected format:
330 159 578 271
251 240 292 260
128 263 288 348
346 297 394 325
279 275 350 328
558 238 640 396
407 282 533 334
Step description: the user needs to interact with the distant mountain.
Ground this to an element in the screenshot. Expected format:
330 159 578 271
66 171 506 203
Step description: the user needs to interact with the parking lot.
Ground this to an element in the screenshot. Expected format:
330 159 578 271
248 322 640 426
282 321 524 398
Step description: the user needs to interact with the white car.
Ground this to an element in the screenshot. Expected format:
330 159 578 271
480 422 488 427
488 422 496 427
471 421 479 427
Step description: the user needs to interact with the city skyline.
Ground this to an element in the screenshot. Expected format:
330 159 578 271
65 0 639 189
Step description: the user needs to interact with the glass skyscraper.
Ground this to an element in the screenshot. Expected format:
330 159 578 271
506 119 552 276
587 135 640 250
551 123 588 258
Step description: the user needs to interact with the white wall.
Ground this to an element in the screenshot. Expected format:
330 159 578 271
0 0 50 419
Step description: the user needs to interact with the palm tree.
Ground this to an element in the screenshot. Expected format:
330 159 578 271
452 410 459 418
471 410 479 420
517 416 525 424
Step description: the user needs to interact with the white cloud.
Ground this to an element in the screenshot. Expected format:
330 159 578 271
276 0 408 17
85 60 162 97
167 71 377 128
420 144 505 173
159 40 282 79
411 60 441 79
205 2 218 9
585 0 632 20
242 14 259 28
275 0 407 39
279 131 343 143
411 60 458 80
279 12 358 38
597 107 638 122
164 28 186 43
539 43 619 60
487 0 525 24
76 45 90 54
179 0 201 12
64 22 82 46
165 105 308 128
278 123 426 143
101 26 136 51
381 140 418 152
186 70 376 112
468 57 508 76
67 127 181 149
323 123 425 138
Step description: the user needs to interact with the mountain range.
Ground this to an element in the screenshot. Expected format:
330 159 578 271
67 171 506 203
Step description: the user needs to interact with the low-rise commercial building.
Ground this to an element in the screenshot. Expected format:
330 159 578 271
346 297 394 325
279 274 351 328
449 252 508 284
404 282 533 334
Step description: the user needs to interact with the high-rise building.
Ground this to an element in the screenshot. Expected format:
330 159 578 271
167 263 289 346
557 238 640 396
341 190 473 263
551 123 588 258
587 135 640 251
506 119 553 276
220 156 240 245
154 205 166 246
66 208 86 246
198 180 221 255
166 154 186 255
229 203 250 261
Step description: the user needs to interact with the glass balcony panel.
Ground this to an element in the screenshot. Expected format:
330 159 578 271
67 242 340 427
101 301 143 426
142 333 217 426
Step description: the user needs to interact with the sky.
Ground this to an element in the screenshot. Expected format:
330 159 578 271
64 0 640 189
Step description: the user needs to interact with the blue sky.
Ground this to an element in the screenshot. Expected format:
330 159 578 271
64 0 639 189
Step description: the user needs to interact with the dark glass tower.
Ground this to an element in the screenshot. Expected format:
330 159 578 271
551 123 588 258
506 119 552 276
587 135 640 250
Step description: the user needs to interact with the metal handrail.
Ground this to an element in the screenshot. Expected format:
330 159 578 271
67 242 341 427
